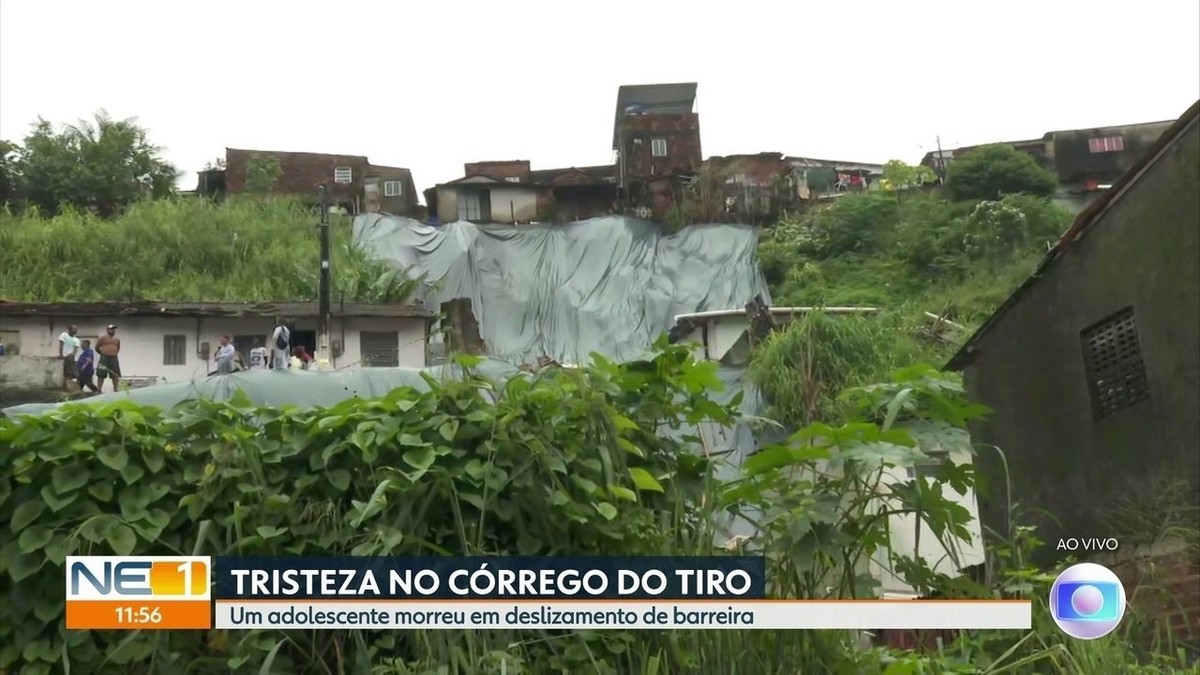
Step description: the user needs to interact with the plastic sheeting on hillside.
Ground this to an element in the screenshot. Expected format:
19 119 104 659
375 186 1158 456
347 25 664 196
352 215 772 366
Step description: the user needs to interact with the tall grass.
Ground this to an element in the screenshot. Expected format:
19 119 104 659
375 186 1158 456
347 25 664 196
0 197 419 303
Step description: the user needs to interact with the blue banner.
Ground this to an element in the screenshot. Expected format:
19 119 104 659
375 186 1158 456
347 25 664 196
213 556 766 600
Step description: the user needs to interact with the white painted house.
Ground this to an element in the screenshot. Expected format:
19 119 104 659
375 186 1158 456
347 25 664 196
672 307 986 599
0 301 434 385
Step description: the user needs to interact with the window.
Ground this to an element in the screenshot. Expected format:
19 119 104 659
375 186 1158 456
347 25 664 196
504 176 521 183
163 335 187 365
333 166 353 183
906 460 942 480
1080 307 1150 419
651 138 668 157
456 190 480 219
1088 136 1124 153
383 180 403 197
360 331 398 367
0 329 21 354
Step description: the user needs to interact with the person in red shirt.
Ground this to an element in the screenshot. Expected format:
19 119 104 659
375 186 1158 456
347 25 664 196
293 346 314 370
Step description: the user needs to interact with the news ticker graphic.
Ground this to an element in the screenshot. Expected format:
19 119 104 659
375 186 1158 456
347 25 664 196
213 600 1031 630
65 555 1032 631
66 556 211 630
213 555 767 600
1049 562 1127 640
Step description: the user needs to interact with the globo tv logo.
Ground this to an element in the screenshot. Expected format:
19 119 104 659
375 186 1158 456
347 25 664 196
1049 562 1126 639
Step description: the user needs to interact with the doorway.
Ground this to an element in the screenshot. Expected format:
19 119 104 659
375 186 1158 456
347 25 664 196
291 329 317 356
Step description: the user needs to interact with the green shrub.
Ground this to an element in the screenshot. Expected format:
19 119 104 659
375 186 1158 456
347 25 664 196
0 347 737 673
946 145 1058 201
774 193 900 260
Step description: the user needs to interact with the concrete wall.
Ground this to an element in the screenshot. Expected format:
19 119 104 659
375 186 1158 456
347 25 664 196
0 355 60 389
960 118 1200 561
0 315 429 383
488 186 539 223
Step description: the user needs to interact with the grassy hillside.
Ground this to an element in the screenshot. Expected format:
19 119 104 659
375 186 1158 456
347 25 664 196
0 197 418 303
757 191 1074 360
0 191 1068 347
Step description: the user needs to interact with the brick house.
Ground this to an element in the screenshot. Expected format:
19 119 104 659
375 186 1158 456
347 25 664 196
612 83 703 219
424 160 616 224
200 148 419 216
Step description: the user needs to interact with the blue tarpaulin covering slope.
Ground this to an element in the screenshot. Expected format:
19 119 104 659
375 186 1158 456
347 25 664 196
352 215 772 366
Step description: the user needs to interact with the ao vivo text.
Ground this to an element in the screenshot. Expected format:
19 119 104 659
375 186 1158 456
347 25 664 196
1055 537 1119 552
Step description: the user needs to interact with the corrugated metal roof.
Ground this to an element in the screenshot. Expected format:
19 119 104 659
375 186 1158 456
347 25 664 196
612 83 698 149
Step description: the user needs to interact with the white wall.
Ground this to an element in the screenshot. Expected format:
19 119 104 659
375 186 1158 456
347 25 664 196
0 314 428 383
870 451 987 597
488 186 538 222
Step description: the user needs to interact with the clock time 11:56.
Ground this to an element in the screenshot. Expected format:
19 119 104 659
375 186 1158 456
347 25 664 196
115 606 163 624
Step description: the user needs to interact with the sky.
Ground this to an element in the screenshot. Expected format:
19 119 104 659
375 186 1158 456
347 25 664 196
2 0 1198 202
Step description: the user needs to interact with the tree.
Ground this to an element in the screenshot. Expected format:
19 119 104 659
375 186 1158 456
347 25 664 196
13 110 178 216
245 154 282 194
0 139 18 204
880 160 937 195
945 144 1057 201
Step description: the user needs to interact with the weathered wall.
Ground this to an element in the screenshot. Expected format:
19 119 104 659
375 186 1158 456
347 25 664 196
367 166 418 216
619 113 702 180
437 184 540 223
1051 122 1174 187
0 315 428 381
464 161 531 180
436 187 461 223
960 118 1200 562
489 186 539 223
0 355 60 389
225 148 368 203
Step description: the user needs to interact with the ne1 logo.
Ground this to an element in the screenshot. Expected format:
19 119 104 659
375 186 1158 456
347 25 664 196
66 556 211 600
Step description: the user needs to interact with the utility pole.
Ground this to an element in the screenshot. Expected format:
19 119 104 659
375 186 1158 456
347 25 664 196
935 135 947 183
317 185 332 370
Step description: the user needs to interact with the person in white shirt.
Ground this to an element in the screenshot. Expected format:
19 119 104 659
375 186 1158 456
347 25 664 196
270 320 291 370
248 338 269 370
214 335 237 375
58 324 81 382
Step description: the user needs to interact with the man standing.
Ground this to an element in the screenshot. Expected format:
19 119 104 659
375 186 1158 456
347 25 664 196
57 324 81 386
215 335 237 375
95 324 122 392
270 320 291 370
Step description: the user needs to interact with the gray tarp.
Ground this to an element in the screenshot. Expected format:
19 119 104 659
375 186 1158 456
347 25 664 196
1 360 518 417
352 215 772 366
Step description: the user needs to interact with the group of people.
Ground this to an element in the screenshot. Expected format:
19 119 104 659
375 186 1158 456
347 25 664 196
56 320 320 393
212 321 317 375
58 324 121 393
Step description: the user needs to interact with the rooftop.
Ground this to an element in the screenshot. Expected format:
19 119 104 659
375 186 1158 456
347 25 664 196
0 300 433 319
